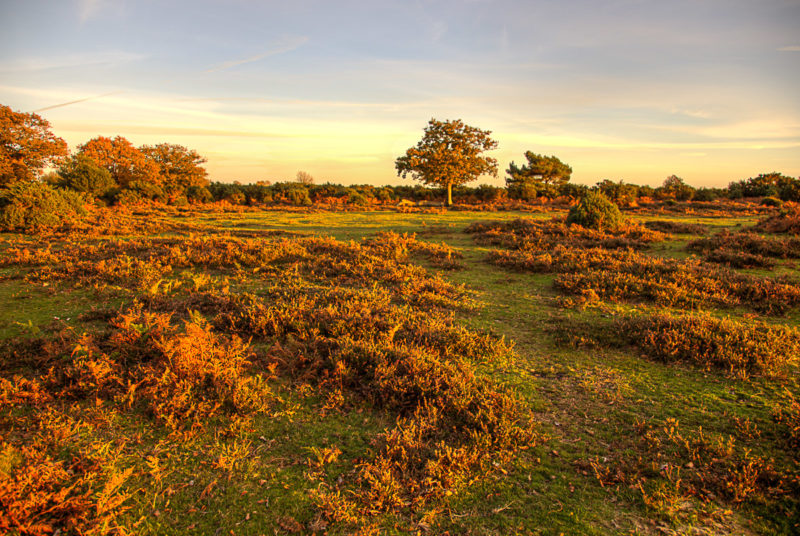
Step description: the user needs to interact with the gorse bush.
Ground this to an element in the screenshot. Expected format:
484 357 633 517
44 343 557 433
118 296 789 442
0 181 86 232
566 191 624 231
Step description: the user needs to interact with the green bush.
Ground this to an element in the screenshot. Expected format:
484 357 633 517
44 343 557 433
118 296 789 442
566 191 624 230
0 181 86 232
761 196 783 208
126 180 166 202
285 186 311 206
186 185 213 204
347 191 369 206
57 155 114 195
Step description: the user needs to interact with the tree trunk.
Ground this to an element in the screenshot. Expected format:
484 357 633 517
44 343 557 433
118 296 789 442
447 183 452 206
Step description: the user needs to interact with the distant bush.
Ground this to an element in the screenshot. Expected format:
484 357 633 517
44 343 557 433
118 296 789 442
285 186 311 206
347 191 369 206
729 172 797 199
761 196 783 208
186 185 213 204
693 187 722 202
566 192 624 230
0 181 85 232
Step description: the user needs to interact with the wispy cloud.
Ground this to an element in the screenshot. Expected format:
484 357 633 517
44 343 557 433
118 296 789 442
204 36 309 73
79 0 114 23
777 45 800 52
0 51 145 72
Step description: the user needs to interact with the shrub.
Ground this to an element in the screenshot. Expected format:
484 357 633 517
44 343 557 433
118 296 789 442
0 181 85 232
285 186 311 206
761 196 783 208
186 185 213 204
566 191 624 230
347 191 369 207
57 155 115 195
126 180 166 202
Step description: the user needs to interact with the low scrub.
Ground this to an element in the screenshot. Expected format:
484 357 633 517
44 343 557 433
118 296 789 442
1 229 535 532
754 207 800 234
0 181 86 232
703 248 776 269
616 312 800 379
772 392 800 450
689 231 800 261
644 219 708 234
489 244 800 314
586 417 796 526
466 217 666 251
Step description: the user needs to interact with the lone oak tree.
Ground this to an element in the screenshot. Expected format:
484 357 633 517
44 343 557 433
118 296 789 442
0 104 68 187
395 118 498 206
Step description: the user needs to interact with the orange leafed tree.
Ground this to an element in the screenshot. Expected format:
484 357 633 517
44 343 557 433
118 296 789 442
77 135 159 188
395 118 498 206
0 104 68 187
140 143 209 193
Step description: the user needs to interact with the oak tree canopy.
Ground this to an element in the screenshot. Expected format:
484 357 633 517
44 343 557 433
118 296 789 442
395 118 498 206
0 104 68 187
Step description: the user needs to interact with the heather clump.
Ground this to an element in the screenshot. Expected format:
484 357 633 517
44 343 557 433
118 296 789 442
616 312 800 379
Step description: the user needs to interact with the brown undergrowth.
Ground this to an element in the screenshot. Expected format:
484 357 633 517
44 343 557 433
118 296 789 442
616 312 800 379
689 230 800 268
644 220 708 235
488 244 800 314
0 229 537 533
465 217 667 251
754 207 800 234
584 417 799 527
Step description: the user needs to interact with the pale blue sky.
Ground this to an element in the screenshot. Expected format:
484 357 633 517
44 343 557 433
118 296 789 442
1 0 798 186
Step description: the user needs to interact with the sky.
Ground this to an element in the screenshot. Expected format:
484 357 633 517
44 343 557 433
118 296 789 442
1 0 798 188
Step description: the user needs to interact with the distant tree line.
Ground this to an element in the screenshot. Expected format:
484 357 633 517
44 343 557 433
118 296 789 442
2 104 799 220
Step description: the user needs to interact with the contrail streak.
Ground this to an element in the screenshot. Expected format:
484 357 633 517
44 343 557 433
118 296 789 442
33 91 122 112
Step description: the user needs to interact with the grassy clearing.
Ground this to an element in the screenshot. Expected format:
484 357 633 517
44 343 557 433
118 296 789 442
1 207 798 535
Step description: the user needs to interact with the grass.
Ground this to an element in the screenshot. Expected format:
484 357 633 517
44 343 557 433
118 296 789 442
1 207 798 535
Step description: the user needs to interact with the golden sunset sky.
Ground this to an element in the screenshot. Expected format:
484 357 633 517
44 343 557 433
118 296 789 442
1 0 798 187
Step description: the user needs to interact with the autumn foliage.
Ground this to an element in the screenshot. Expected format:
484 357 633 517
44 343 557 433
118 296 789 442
0 105 68 187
